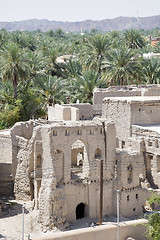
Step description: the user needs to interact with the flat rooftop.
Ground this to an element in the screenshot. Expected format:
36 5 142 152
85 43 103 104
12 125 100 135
133 124 160 134
103 96 160 104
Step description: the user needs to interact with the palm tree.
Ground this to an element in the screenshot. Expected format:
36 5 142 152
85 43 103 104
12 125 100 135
33 75 67 105
61 59 82 78
0 43 29 99
0 29 9 49
69 69 103 103
0 80 14 104
124 29 146 49
79 34 112 73
27 50 45 79
103 45 142 85
54 28 66 39
42 42 68 77
142 57 160 84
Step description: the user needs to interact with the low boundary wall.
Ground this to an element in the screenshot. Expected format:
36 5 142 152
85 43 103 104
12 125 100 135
32 219 147 240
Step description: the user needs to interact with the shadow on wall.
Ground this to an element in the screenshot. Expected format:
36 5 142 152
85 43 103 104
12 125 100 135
0 201 29 218
0 234 6 239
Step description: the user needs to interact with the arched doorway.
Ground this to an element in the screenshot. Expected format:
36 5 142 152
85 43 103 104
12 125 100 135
76 203 85 219
71 140 89 178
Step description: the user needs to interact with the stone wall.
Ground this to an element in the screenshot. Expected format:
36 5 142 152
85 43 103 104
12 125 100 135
0 163 13 196
0 130 12 163
32 219 148 240
131 98 160 125
102 97 160 144
132 125 160 189
48 104 79 121
63 103 93 120
0 131 13 196
94 85 160 112
102 98 132 143
9 117 152 228
10 121 40 200
48 104 93 121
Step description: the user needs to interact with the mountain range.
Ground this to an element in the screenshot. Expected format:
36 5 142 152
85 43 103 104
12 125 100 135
0 15 160 32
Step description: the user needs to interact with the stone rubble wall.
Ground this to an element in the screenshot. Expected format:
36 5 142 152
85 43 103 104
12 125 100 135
9 118 152 227
94 84 160 112
102 98 132 143
131 100 160 126
0 131 13 196
10 121 40 200
0 131 12 163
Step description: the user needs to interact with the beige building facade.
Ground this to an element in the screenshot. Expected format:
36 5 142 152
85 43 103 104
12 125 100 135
1 85 160 229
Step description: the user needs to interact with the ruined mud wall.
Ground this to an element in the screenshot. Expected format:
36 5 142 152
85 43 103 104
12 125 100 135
93 87 141 110
63 103 93 120
35 120 116 227
132 125 160 189
0 131 12 163
93 84 160 112
114 150 148 217
10 121 40 200
102 98 132 143
0 131 13 196
0 163 13 196
131 99 160 125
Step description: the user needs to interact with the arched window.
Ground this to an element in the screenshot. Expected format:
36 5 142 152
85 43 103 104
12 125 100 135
95 148 102 159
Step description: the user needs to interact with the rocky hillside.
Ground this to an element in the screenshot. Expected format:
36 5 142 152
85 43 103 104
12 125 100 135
0 15 160 32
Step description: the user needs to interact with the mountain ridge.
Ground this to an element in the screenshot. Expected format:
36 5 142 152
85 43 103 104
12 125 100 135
0 15 160 32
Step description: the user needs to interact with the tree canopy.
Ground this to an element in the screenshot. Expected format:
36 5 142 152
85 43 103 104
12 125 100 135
0 28 159 129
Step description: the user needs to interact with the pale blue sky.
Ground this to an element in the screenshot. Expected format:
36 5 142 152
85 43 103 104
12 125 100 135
0 0 160 22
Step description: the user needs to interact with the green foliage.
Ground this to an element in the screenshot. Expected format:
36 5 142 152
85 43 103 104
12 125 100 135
145 212 160 240
144 195 160 240
124 29 146 49
0 99 22 129
142 57 160 84
33 75 67 105
69 69 104 103
0 28 160 128
79 34 112 73
103 45 142 85
18 81 46 120
148 194 160 206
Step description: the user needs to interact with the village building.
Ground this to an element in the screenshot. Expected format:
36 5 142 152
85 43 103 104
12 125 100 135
151 37 160 47
1 85 160 229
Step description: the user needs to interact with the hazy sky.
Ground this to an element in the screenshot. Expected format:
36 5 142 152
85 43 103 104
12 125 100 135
0 0 160 22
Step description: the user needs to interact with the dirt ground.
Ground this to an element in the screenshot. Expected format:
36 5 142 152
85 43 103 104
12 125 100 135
0 200 61 240
0 199 140 240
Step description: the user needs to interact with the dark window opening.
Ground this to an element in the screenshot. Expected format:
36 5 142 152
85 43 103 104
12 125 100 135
148 140 152 146
65 129 70 136
127 195 129 201
53 130 57 136
77 129 81 135
76 203 85 219
122 141 125 149
136 194 138 200
155 140 159 148
133 208 136 212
